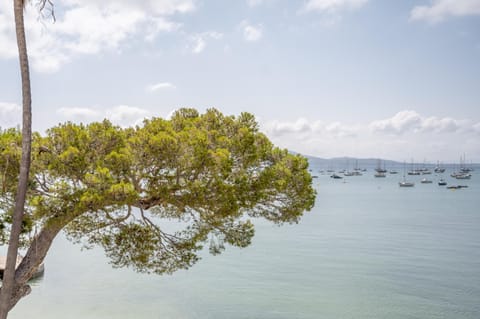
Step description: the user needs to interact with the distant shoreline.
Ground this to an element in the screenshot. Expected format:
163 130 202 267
302 155 480 168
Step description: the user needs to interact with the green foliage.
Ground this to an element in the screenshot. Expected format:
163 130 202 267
0 128 22 196
0 109 316 274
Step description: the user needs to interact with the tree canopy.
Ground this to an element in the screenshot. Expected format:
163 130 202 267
0 108 315 277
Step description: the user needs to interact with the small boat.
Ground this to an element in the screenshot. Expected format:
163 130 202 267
399 161 414 187
0 255 44 280
438 179 447 186
375 159 387 173
446 185 468 190
421 178 433 184
344 171 362 176
434 167 445 173
459 154 474 173
374 172 386 178
455 174 471 180
434 161 445 173
330 174 343 179
399 181 415 187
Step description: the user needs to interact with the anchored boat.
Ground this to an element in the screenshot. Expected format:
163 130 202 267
0 255 44 280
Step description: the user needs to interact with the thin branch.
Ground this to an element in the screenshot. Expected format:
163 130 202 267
37 0 56 22
104 207 131 225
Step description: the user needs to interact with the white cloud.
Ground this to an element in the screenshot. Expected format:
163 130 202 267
57 105 149 127
0 0 195 72
0 102 21 128
421 116 461 133
472 122 480 134
246 0 276 7
302 0 369 13
241 22 263 42
146 82 176 92
189 31 223 54
369 110 422 134
57 107 101 120
145 18 180 42
265 118 314 136
247 0 263 6
262 117 367 159
264 118 355 138
410 0 480 23
60 0 195 15
369 110 467 135
0 102 20 114
325 121 356 138
105 105 150 127
261 110 479 161
191 36 206 54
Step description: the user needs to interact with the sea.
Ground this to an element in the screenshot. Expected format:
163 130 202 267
7 166 480 319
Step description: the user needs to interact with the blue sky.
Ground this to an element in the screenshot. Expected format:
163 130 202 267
0 0 479 162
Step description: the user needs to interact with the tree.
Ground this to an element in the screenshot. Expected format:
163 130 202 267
0 108 316 313
0 0 34 317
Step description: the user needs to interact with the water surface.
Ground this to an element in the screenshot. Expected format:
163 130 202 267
8 169 480 318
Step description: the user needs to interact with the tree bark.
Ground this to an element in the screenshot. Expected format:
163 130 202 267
0 0 33 318
4 223 63 312
15 223 63 285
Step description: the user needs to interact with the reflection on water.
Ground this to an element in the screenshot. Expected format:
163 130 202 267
26 273 45 286
5 168 480 319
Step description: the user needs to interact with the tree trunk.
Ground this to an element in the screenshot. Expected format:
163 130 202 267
7 223 63 312
0 0 33 318
16 223 63 285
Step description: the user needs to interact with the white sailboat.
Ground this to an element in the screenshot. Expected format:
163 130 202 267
399 161 415 187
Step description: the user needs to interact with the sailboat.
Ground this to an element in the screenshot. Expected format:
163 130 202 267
420 177 433 184
434 161 445 173
399 161 415 187
374 159 387 177
452 154 473 179
399 179 415 187
407 159 422 175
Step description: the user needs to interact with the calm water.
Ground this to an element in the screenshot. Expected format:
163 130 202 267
8 169 480 318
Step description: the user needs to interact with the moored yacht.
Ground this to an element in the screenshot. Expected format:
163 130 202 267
400 161 415 187
375 159 387 173
399 180 415 187
420 178 433 184
434 161 445 173
451 171 472 179
438 179 447 186
434 167 445 173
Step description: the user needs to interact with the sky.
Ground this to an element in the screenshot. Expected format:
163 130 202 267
0 0 479 162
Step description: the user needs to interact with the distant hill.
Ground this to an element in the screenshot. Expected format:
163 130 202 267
304 156 400 171
298 154 479 172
